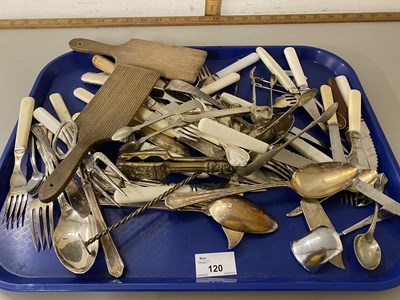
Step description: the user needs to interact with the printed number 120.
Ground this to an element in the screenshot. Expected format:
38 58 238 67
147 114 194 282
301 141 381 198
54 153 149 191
208 264 223 272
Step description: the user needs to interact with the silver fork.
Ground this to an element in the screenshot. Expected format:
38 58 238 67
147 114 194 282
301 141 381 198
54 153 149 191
2 97 35 226
29 128 55 251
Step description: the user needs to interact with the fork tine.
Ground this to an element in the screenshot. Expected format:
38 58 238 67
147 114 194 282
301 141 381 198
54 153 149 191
17 194 28 224
29 206 39 252
35 206 44 251
42 205 51 249
10 195 20 225
49 203 54 247
1 195 13 224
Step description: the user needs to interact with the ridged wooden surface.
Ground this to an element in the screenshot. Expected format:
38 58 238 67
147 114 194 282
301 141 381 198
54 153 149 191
38 65 160 203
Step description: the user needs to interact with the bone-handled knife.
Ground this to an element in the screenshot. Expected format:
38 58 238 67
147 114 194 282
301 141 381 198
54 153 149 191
256 47 299 94
300 198 346 270
283 133 333 163
214 52 260 79
335 75 377 170
198 118 313 168
320 85 346 161
200 72 240 95
283 47 327 134
346 90 370 168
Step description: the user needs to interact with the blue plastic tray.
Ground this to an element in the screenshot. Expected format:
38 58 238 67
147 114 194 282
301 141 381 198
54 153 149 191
0 45 399 292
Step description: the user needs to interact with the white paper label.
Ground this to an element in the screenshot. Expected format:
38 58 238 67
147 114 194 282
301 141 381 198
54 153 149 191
195 252 237 278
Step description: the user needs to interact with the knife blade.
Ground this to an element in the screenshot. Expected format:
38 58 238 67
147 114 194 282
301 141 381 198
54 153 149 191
352 179 400 216
300 198 346 270
320 85 346 161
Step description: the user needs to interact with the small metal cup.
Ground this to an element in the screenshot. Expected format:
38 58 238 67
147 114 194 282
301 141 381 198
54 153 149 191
290 226 343 273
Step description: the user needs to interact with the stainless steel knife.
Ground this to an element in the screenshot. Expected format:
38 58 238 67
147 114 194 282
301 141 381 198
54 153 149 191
320 85 346 161
351 179 400 216
300 198 346 270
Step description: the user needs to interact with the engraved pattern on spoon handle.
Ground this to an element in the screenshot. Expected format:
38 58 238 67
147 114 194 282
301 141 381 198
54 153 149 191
165 181 290 209
81 166 125 278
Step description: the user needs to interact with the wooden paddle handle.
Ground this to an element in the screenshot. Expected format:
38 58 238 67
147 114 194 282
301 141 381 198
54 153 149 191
38 144 88 203
69 38 116 60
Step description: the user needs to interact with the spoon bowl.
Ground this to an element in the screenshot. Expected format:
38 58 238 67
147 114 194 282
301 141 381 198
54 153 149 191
353 202 382 270
53 203 99 274
250 112 294 144
291 161 361 199
204 195 279 234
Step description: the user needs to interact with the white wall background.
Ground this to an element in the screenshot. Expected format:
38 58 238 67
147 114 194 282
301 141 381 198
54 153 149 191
0 0 399 19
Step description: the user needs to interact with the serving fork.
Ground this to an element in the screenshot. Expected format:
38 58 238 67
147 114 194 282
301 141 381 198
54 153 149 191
2 97 35 226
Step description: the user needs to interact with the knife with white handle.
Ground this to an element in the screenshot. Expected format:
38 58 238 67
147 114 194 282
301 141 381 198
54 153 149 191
256 47 299 94
283 47 307 89
215 52 260 78
320 85 346 161
81 72 109 85
283 133 333 163
283 47 327 133
73 87 94 104
336 75 377 170
200 72 240 95
335 75 351 106
92 54 116 74
49 93 72 121
114 184 193 205
33 107 69 144
198 118 270 153
347 89 369 168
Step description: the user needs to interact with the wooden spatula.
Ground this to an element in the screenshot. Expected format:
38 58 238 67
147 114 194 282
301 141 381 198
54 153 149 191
38 38 207 203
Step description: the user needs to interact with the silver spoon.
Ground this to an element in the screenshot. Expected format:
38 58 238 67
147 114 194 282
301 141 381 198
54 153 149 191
27 135 45 195
32 125 99 274
165 161 361 209
53 195 99 274
182 195 279 234
220 140 250 167
353 202 382 270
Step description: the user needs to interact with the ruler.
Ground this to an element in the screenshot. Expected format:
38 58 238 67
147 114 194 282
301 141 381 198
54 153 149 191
1 12 399 29
1 0 399 32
